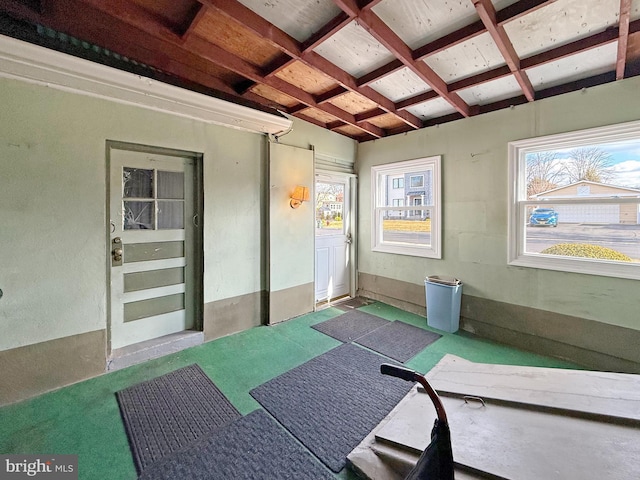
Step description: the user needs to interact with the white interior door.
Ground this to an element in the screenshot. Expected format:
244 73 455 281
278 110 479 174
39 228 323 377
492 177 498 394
315 174 352 303
109 145 198 350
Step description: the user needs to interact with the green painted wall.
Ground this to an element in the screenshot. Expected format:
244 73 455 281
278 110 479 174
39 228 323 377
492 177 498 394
357 76 640 332
0 77 355 353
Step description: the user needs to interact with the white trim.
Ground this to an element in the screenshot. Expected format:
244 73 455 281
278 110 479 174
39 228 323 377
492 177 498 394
0 34 292 135
508 121 640 280
371 156 441 259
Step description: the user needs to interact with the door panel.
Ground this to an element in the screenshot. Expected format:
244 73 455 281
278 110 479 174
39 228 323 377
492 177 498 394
109 145 197 350
315 175 352 303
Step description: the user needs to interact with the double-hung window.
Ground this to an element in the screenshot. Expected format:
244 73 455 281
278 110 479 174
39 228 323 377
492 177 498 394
371 156 441 258
508 120 640 280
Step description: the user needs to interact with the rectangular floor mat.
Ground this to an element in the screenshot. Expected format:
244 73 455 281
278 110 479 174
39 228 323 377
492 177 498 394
311 310 389 342
250 344 413 472
355 321 442 363
139 409 334 480
116 364 241 474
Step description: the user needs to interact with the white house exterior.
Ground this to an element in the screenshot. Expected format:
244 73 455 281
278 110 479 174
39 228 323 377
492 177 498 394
531 181 640 224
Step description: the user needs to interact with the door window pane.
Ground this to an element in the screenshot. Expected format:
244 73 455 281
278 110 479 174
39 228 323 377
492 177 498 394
123 168 153 198
158 171 185 199
124 201 154 230
316 182 345 234
158 200 184 229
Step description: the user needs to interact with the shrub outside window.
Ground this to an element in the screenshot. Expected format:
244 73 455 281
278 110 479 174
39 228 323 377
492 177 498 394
508 120 640 280
371 156 441 258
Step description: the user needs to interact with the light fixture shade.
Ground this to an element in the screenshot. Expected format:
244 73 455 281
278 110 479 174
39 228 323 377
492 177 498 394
291 185 310 202
290 185 310 208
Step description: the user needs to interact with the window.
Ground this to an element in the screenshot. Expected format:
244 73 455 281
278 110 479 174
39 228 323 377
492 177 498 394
372 156 441 258
508 120 640 280
409 175 424 188
392 177 404 189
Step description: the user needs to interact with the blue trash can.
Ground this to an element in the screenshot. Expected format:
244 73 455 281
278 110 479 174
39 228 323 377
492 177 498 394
425 276 462 333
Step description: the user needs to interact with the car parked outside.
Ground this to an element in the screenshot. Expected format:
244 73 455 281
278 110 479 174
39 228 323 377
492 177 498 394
529 208 558 227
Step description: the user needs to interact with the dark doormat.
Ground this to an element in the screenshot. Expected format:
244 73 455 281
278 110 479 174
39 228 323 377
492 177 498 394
311 310 389 342
138 409 334 480
355 321 442 363
116 364 241 474
249 343 414 472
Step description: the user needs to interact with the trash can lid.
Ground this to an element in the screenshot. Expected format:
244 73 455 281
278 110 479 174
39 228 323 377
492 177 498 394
426 275 462 286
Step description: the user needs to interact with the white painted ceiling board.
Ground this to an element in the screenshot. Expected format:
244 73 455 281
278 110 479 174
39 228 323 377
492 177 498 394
405 97 457 120
236 0 341 42
504 0 622 58
369 67 432 102
313 21 396 78
633 0 640 21
457 75 523 105
527 43 618 90
423 31 507 82
371 0 479 50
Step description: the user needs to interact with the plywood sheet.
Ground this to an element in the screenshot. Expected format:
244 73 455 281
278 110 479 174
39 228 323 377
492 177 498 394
314 22 395 78
275 61 338 95
367 113 405 130
427 354 640 421
350 355 640 480
334 124 364 137
194 11 282 67
237 0 342 43
329 91 378 115
299 107 339 124
504 0 621 58
251 84 299 108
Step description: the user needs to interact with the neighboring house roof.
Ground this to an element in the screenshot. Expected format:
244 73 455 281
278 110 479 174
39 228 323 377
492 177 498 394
531 180 640 199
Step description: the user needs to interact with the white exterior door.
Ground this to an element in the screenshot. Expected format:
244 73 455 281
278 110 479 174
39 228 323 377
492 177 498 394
108 144 198 350
315 174 352 303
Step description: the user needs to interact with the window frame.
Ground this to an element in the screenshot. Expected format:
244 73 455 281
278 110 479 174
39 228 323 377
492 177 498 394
371 156 441 258
508 120 640 280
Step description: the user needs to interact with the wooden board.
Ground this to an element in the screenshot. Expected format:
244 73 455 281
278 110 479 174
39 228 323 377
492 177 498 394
367 113 406 129
251 84 299 108
195 10 282 67
275 61 338 95
329 91 379 114
349 355 640 480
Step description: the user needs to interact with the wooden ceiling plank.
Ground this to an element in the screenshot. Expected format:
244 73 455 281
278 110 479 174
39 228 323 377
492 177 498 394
473 0 535 102
23 0 242 93
203 0 411 130
616 0 632 80
301 11 352 52
317 86 349 104
520 25 624 69
449 65 512 92
180 3 208 43
198 0 300 57
395 90 439 110
355 108 387 122
293 112 328 129
72 0 379 138
369 0 556 87
495 0 558 25
356 59 404 86
347 6 471 116
413 20 486 60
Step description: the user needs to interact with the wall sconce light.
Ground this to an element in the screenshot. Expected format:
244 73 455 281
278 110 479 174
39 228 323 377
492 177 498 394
290 185 310 209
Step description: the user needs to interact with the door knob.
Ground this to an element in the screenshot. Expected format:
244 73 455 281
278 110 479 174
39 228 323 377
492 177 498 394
112 248 123 261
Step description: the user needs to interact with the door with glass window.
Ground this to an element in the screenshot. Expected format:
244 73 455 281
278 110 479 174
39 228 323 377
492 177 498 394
315 174 351 303
108 143 199 351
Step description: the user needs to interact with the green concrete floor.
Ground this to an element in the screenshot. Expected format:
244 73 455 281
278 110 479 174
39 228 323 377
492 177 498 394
0 302 579 479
